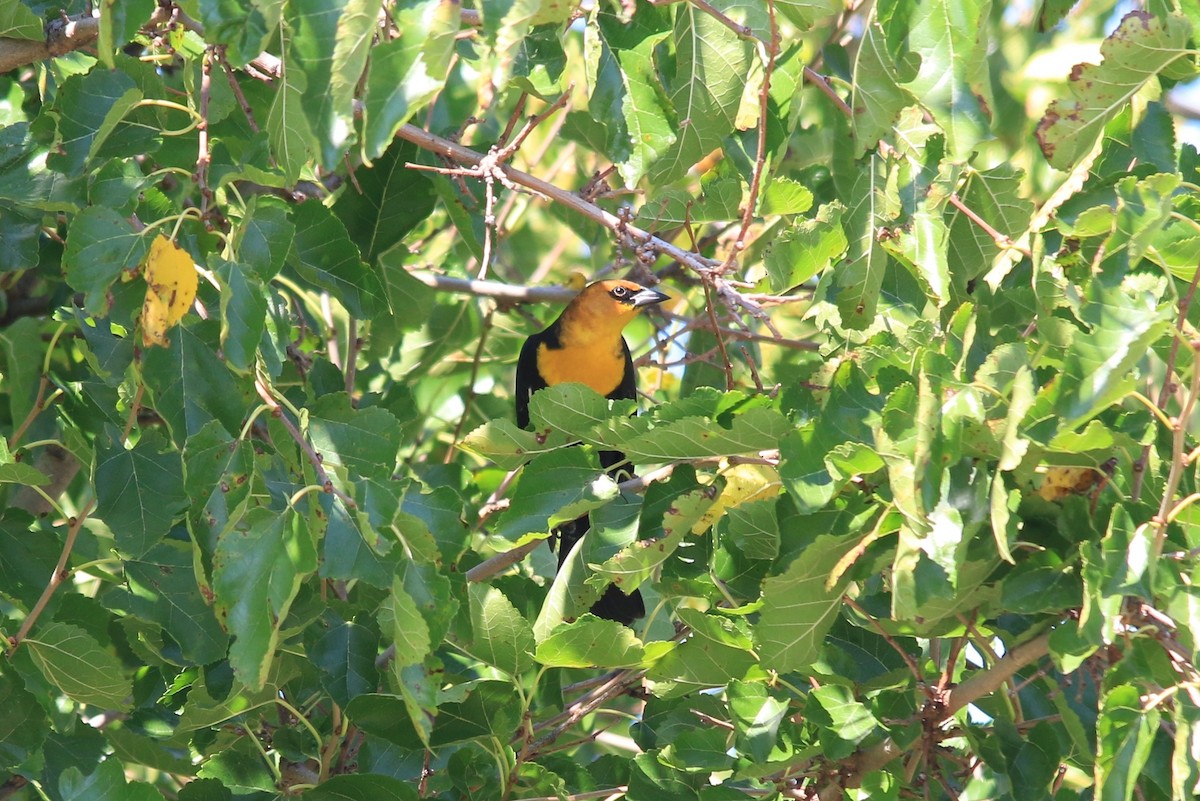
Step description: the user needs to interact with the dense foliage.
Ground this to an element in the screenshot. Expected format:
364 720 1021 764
4 0 1200 799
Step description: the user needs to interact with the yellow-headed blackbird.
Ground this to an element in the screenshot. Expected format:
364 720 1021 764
516 279 669 624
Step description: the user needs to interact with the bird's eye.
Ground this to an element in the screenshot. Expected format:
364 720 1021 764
611 286 628 298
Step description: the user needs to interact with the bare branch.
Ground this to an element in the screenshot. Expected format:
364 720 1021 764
0 13 99 75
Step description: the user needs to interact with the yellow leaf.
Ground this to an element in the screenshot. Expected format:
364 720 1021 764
140 235 197 348
693 462 782 534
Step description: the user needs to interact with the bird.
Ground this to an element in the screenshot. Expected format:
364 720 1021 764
515 278 670 625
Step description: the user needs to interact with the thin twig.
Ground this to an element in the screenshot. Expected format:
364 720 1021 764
843 595 923 681
702 277 736 390
254 377 357 509
1133 263 1200 499
395 124 720 276
6 499 97 656
197 47 214 223
447 310 495 463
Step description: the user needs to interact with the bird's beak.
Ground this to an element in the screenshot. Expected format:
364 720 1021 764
631 287 670 308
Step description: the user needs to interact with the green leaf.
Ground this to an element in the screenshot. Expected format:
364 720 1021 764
215 258 268 373
63 207 148 315
755 533 858 673
141 321 252 449
764 203 847 291
0 673 49 767
493 448 619 542
467 584 535 676
303 774 419 801
0 1 42 39
1096 684 1159 801
334 140 437 265
308 392 401 479
535 615 646 668
1037 11 1195 170
94 430 187 558
362 0 458 159
902 0 991 159
586 6 675 187
310 617 380 707
727 681 788 764
851 18 918 151
430 680 522 745
25 622 132 709
266 45 312 184
648 4 752 184
120 542 229 665
807 684 881 758
287 200 383 318
829 150 891 330
1049 278 1171 434
59 758 162 801
321 0 376 168
212 507 316 689
382 575 432 668
47 68 145 176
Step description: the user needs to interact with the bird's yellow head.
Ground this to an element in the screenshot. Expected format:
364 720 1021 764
559 279 670 344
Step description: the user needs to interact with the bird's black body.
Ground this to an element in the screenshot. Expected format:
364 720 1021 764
514 280 668 625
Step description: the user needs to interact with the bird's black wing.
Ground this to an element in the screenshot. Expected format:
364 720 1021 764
515 326 554 430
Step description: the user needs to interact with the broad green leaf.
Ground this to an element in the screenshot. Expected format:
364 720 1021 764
755 533 859 673
493 448 619 542
851 20 919 151
287 200 383 318
119 542 229 665
946 164 1034 297
586 6 675 187
141 321 252 449
310 617 380 707
63 207 148 315
334 140 437 265
903 0 991 159
460 417 573 470
647 4 752 184
429 680 522 745
727 681 788 764
535 615 646 668
1048 278 1171 434
1037 11 1195 170
594 479 719 594
467 584 535 676
1095 684 1158 801
0 1 42 39
764 203 848 291
266 42 312 184
322 0 376 168
196 0 271 66
215 258 268 373
94 430 187 558
0 673 49 766
307 392 401 478
25 622 132 709
47 68 144 176
303 775 419 801
362 0 458 159
807 684 881 758
233 197 294 280
381 574 433 668
59 758 161 801
830 149 891 330
212 507 316 689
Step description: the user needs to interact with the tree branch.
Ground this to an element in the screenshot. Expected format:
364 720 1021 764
394 124 720 277
816 629 1053 798
0 14 99 75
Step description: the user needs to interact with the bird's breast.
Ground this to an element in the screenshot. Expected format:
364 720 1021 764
536 340 627 397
